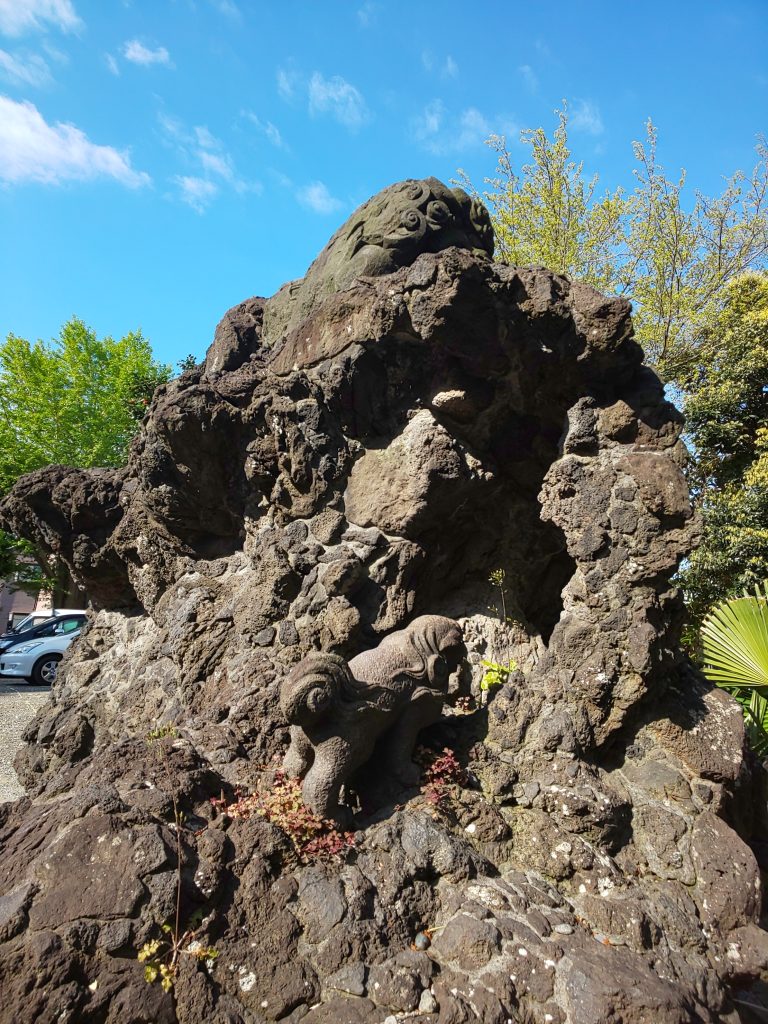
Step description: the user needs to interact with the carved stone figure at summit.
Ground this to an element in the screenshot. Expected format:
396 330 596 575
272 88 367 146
261 176 494 348
281 615 466 820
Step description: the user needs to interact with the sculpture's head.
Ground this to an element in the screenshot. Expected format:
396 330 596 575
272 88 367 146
262 177 494 346
336 178 494 281
401 615 466 692
281 652 352 727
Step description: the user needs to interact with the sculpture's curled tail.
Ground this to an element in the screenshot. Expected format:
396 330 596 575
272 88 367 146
280 652 354 728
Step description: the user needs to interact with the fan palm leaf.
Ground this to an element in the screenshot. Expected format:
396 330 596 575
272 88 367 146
701 581 768 687
701 581 768 755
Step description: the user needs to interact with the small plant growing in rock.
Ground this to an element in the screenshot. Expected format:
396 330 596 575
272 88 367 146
482 569 517 700
419 747 467 810
139 727 219 992
211 769 356 863
147 724 178 741
480 659 515 692
138 925 219 992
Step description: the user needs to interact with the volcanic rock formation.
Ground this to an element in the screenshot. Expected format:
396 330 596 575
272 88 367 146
0 176 766 1024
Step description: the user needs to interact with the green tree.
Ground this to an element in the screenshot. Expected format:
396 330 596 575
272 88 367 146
458 108 768 381
676 272 768 626
0 317 171 601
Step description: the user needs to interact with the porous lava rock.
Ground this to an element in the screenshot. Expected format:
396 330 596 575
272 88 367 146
1 177 767 1024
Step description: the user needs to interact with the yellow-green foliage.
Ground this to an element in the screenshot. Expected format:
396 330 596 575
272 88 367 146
0 317 171 494
139 927 219 992
677 273 768 625
457 108 768 381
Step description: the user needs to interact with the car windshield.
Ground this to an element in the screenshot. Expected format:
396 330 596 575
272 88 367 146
23 617 60 637
8 613 48 633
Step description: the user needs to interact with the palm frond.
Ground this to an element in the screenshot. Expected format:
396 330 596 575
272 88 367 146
701 581 768 688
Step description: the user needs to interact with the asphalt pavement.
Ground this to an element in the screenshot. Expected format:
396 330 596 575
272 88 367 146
0 677 49 802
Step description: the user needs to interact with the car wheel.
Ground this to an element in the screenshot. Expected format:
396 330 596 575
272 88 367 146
32 653 62 686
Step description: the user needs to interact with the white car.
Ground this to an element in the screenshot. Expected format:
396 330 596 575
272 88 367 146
0 629 82 685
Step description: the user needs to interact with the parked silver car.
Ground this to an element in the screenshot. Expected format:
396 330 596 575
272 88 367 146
0 625 82 685
0 610 87 655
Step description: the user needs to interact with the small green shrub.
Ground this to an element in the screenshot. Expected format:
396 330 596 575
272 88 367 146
480 659 516 691
139 925 218 992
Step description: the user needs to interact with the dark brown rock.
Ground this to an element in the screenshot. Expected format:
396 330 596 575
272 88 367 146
0 176 763 1024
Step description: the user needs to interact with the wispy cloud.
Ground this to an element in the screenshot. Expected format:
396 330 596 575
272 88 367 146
422 51 458 80
0 47 51 86
570 99 604 135
159 112 259 211
209 0 240 18
308 71 368 130
411 100 503 155
297 180 342 214
0 94 149 187
198 149 234 181
122 39 172 68
276 66 298 101
243 111 285 149
518 64 538 93
0 0 81 37
105 52 119 75
357 2 379 27
193 125 217 149
174 175 217 213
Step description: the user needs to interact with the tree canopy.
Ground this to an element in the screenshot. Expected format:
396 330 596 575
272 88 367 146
676 271 768 626
458 109 768 381
0 317 171 495
0 317 171 600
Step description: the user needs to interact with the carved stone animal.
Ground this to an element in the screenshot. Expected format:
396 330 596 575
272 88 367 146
281 615 466 821
262 176 494 347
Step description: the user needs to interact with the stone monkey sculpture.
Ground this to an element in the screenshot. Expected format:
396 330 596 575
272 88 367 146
280 615 466 822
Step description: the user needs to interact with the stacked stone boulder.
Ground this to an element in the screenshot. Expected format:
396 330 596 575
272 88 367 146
0 177 765 1023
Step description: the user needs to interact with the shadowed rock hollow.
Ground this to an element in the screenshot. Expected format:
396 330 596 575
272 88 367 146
1 177 766 1024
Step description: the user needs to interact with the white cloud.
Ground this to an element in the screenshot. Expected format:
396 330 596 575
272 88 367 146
41 39 67 63
199 148 233 181
243 111 285 148
411 101 493 154
160 113 260 209
105 52 119 75
571 99 604 135
308 71 368 129
357 1 379 27
175 175 217 212
122 39 172 68
0 94 149 187
454 108 491 148
210 0 240 17
414 98 444 139
276 66 297 101
194 125 217 150
0 0 81 37
0 48 51 86
518 64 538 93
297 180 342 215
422 51 458 79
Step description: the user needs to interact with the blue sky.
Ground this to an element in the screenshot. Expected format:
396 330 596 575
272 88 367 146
0 0 766 367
